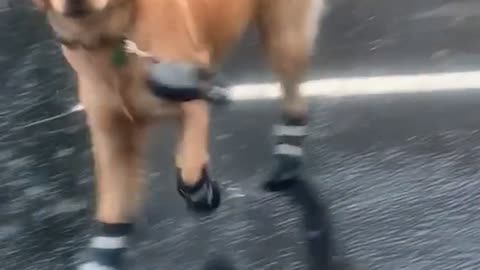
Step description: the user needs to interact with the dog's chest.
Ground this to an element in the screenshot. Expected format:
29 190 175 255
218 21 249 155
131 0 256 65
129 0 207 65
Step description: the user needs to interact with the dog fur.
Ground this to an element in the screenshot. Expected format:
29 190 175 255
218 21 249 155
33 0 325 222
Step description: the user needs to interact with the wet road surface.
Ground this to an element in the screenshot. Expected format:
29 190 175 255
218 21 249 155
2 1 480 270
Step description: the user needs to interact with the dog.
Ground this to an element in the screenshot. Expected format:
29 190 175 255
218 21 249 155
32 0 325 268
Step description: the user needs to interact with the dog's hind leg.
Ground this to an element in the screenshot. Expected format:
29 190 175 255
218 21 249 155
257 0 325 191
76 79 147 270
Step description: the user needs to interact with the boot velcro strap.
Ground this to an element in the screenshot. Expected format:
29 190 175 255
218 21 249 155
273 124 308 137
274 144 303 156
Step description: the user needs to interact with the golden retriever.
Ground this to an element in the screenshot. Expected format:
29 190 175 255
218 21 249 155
32 0 325 268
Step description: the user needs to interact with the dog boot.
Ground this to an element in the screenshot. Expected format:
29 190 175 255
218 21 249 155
264 114 308 191
177 167 221 212
147 61 230 105
78 222 133 270
203 72 231 105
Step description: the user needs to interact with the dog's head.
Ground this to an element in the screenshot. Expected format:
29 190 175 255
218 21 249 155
32 0 119 18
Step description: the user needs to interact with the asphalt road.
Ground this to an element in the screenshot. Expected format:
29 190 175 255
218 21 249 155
2 1 480 270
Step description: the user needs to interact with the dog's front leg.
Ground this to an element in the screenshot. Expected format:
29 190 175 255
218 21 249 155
90 110 145 223
145 60 221 212
77 79 146 270
175 100 221 212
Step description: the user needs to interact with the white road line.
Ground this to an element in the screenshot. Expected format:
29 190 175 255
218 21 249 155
71 70 480 112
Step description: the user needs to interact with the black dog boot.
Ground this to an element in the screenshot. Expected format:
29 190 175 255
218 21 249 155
264 114 308 192
147 61 231 105
78 222 133 270
177 167 221 213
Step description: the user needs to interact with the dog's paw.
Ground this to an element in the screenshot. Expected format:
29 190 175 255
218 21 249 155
205 85 231 106
263 155 303 192
177 168 222 213
184 180 222 213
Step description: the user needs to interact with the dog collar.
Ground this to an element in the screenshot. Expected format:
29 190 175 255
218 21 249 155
112 38 129 68
56 35 129 69
56 33 126 49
